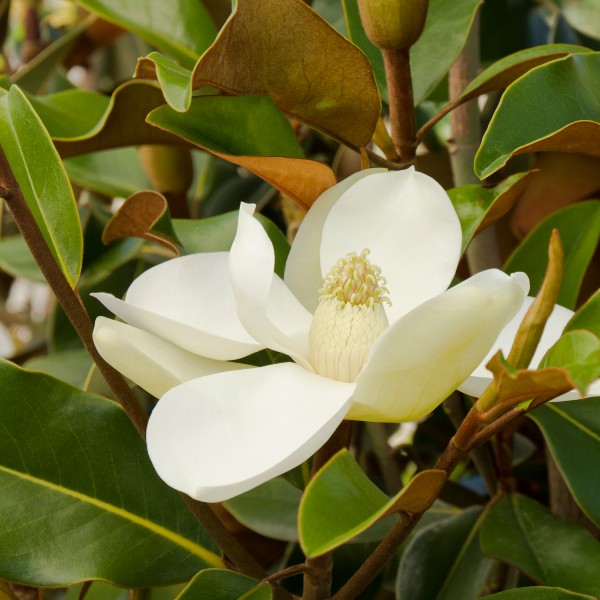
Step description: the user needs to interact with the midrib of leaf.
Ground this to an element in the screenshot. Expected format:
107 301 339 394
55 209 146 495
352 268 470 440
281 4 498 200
545 404 600 444
0 462 223 567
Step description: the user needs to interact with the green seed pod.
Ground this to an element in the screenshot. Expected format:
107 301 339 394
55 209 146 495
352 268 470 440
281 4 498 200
358 0 428 51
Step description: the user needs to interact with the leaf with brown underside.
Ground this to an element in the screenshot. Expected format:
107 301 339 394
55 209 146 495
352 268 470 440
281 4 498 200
103 191 182 255
54 80 192 159
189 0 380 148
147 95 337 210
383 470 447 516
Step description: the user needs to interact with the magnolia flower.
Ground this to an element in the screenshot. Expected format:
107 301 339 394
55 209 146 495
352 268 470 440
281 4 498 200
93 168 530 502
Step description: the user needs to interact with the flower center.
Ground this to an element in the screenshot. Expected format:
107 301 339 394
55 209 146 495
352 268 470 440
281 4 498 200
308 249 390 382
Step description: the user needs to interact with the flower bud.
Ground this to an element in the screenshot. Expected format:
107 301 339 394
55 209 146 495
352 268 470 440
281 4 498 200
358 0 428 51
139 145 194 195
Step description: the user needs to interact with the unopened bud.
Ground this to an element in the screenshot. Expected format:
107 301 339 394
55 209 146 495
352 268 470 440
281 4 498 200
358 0 428 51
139 145 194 195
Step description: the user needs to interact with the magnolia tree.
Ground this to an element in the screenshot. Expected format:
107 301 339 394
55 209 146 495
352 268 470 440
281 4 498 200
0 0 600 599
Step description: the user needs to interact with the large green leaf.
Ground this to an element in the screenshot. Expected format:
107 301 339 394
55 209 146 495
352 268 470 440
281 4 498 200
460 45 590 102
448 172 533 253
0 360 222 586
177 569 270 600
396 507 493 600
529 399 600 529
484 588 595 600
480 494 600 595
560 0 600 40
76 0 217 68
298 450 445 557
343 0 481 105
476 53 600 179
148 95 336 209
0 86 83 287
503 201 600 309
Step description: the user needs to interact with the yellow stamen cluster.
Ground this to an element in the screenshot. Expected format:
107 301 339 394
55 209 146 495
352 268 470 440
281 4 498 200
319 248 391 308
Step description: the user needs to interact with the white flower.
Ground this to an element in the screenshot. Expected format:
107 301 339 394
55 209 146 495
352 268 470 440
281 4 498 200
93 168 530 502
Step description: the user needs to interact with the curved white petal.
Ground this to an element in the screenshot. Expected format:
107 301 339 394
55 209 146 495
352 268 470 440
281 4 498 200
284 168 387 312
146 363 354 502
229 204 313 367
92 252 261 360
458 297 574 397
320 167 463 325
93 317 252 397
347 270 528 422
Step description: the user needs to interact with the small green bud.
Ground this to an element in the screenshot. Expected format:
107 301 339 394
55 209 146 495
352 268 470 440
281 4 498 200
358 0 428 51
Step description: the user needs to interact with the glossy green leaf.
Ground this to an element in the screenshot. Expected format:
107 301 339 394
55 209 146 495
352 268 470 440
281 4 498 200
396 507 493 600
79 238 144 288
343 0 481 105
0 236 44 283
566 289 600 337
529 399 600 529
483 588 595 600
173 211 290 278
541 330 600 393
136 51 193 112
0 86 83 287
0 360 222 586
176 569 269 600
448 172 533 253
28 89 110 139
224 478 302 542
64 148 152 198
460 45 590 102
480 494 600 595
298 450 445 557
476 53 600 179
76 0 217 68
504 201 600 309
147 95 336 209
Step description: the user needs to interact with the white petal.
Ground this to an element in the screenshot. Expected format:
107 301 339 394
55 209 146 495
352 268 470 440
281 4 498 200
146 363 354 502
458 297 574 397
284 168 387 312
229 204 313 367
93 317 252 397
347 270 528 422
320 167 463 324
92 252 261 360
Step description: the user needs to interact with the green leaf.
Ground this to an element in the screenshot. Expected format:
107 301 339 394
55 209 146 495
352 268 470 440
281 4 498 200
476 53 600 179
28 89 110 139
173 211 290 278
0 360 222 586
79 238 144 288
410 0 482 104
541 330 600 394
76 0 217 68
177 569 269 600
0 86 83 287
147 94 336 209
504 201 600 309
298 450 445 557
64 148 152 198
396 507 493 600
480 494 600 595
24 349 93 389
483 588 596 600
224 478 302 542
560 0 600 40
136 51 194 112
0 236 44 283
460 45 591 102
529 399 600 529
448 172 533 253
566 289 600 337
